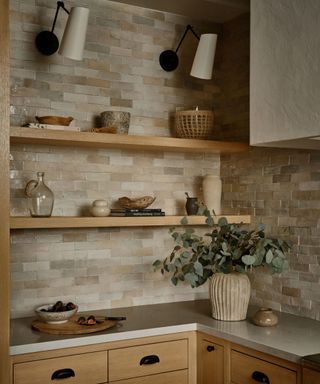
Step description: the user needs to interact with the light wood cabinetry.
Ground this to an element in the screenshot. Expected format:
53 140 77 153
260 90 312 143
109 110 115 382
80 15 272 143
13 351 107 384
110 370 188 384
12 333 193 384
302 367 320 384
109 339 188 381
230 344 301 384
198 333 227 384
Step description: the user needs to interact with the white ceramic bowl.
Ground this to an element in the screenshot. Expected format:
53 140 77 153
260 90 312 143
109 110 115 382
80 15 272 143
35 304 78 324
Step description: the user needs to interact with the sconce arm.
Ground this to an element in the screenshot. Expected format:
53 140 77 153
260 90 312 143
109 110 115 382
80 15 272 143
175 25 200 53
51 1 70 33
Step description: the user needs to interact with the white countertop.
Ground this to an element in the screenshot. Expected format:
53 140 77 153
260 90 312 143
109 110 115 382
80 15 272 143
10 300 320 362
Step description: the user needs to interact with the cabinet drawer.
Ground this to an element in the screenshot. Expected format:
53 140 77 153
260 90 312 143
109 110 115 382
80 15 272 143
13 351 107 384
231 350 297 384
303 367 320 384
109 339 188 381
110 369 188 384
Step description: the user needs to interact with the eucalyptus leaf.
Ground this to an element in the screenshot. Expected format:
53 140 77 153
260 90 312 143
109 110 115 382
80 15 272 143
194 261 204 276
180 216 188 225
242 255 256 266
265 249 273 264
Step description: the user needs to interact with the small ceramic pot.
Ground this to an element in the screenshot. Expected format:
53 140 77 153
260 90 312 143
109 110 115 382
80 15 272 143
91 199 110 217
252 307 278 327
186 197 198 215
100 111 130 134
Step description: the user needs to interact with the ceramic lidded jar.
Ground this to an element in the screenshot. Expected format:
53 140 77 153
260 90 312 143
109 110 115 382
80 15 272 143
252 307 278 327
91 199 110 217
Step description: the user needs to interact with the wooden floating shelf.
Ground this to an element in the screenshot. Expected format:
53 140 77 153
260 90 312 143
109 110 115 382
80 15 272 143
10 215 251 229
10 127 249 154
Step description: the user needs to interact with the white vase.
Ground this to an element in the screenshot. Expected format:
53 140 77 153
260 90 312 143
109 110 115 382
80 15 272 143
202 175 222 215
209 272 251 321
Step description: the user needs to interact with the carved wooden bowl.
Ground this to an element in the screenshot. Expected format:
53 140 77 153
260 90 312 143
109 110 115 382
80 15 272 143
118 196 156 209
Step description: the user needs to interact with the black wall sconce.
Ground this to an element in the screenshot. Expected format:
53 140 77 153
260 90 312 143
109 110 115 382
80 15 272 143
35 1 89 61
159 24 217 80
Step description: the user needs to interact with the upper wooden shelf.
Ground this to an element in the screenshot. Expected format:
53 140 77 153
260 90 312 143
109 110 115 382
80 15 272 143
10 127 249 154
10 215 251 229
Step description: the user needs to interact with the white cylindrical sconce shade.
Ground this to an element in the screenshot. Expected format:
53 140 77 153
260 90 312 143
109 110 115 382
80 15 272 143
190 34 217 80
59 7 89 61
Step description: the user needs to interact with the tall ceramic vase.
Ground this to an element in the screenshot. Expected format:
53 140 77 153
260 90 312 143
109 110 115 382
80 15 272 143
202 175 222 215
209 272 251 321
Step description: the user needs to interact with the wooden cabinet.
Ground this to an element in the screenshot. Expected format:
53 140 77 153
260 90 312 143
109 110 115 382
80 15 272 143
110 370 188 384
108 339 188 381
12 333 193 384
230 344 300 384
198 333 226 384
13 351 107 384
250 0 320 150
303 367 320 384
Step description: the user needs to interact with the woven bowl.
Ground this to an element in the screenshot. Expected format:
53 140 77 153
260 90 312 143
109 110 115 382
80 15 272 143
118 196 156 209
35 304 78 324
35 116 74 126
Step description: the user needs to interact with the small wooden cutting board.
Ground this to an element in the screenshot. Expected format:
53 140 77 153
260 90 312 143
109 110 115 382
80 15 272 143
32 316 117 335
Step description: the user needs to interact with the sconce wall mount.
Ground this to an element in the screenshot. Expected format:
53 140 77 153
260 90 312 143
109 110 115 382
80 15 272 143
35 1 89 61
159 24 217 80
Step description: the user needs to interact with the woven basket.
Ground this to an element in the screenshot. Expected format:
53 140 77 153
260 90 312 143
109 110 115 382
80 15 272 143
175 110 213 139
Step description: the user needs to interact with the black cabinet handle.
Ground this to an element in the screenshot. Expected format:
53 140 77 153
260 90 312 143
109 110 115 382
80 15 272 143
252 370 270 383
51 368 75 380
139 355 160 365
207 345 215 352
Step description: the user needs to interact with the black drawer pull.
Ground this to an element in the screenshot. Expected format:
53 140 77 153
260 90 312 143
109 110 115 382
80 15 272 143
252 370 270 383
51 368 75 380
207 345 215 352
139 355 160 365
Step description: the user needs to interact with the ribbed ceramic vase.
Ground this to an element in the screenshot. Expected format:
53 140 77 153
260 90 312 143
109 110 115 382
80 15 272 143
202 175 222 215
209 272 251 321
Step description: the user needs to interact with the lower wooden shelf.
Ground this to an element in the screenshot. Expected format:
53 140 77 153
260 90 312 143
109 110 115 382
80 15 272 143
10 215 251 229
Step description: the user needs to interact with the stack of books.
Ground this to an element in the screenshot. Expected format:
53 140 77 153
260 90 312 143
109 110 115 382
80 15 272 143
110 208 165 217
23 123 80 132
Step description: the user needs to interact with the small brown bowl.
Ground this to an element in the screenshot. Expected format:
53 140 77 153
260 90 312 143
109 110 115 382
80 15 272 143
35 116 74 126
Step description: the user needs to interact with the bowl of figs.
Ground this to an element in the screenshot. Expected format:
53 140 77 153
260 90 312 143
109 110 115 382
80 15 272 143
35 301 78 324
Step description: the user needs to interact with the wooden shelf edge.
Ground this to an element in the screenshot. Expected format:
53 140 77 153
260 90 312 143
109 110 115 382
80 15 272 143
10 215 251 229
10 127 249 154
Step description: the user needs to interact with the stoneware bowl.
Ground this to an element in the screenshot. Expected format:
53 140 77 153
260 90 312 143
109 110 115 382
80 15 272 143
35 304 78 324
118 196 156 209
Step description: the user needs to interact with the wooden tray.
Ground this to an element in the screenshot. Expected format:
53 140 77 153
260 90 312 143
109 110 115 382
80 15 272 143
32 316 117 335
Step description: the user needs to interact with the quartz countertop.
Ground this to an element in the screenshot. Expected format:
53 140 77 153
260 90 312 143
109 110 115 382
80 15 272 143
10 300 320 363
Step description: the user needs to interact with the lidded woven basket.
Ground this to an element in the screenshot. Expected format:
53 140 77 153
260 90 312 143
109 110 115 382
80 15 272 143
175 110 213 139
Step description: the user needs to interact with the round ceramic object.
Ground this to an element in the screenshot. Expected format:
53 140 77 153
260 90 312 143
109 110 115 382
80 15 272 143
35 304 78 324
252 307 278 327
91 200 110 217
209 272 251 321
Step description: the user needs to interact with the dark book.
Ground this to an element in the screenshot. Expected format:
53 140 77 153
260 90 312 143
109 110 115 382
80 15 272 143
110 211 165 217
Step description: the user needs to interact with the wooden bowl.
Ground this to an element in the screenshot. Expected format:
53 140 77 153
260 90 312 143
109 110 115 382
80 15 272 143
118 196 156 209
35 116 74 126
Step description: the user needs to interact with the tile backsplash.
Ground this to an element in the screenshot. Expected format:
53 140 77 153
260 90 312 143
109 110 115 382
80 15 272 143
10 0 220 317
9 0 320 322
